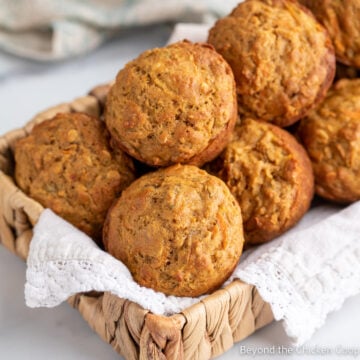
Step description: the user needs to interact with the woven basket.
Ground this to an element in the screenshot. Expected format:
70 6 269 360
0 84 274 360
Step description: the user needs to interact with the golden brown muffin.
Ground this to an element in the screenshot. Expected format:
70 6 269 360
105 40 237 167
14 112 135 242
298 0 360 68
103 164 244 297
208 0 335 128
297 79 360 203
208 119 314 246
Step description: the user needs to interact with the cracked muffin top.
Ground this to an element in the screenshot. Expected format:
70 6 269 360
105 40 237 167
208 118 314 246
103 164 244 297
297 78 360 203
298 0 360 68
208 0 335 127
14 112 136 243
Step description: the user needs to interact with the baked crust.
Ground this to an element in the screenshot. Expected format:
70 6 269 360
208 118 314 246
14 112 135 242
297 79 360 203
299 0 360 68
105 40 237 167
103 164 244 297
208 0 335 127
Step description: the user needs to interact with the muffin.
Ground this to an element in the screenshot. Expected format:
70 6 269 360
298 0 360 68
14 112 135 242
105 40 237 167
208 0 335 127
103 164 244 297
297 79 360 203
208 118 314 246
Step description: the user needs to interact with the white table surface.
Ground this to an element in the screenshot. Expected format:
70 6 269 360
1 23 360 360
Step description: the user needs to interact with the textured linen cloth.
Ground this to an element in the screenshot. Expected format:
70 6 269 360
25 202 360 345
0 0 239 61
24 24 360 346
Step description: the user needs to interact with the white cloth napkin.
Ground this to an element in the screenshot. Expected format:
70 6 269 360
233 201 360 345
0 0 240 61
25 202 360 345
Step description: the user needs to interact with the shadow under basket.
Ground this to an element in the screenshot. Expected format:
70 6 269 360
0 83 274 360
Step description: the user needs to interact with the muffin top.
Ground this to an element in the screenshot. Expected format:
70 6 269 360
299 0 360 68
103 164 244 297
105 40 237 167
297 79 360 203
14 112 135 242
209 118 314 245
208 0 335 127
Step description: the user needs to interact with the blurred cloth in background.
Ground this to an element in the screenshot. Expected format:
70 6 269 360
0 0 240 61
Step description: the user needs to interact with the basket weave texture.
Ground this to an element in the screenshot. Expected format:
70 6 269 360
0 84 274 360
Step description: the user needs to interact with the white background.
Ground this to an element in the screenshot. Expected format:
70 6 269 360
0 23 359 360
